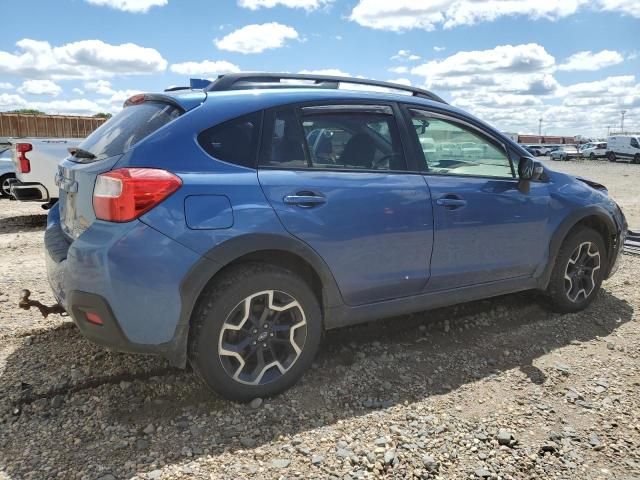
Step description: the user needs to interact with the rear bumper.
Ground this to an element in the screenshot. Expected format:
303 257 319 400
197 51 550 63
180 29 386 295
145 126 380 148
44 203 202 366
10 179 50 201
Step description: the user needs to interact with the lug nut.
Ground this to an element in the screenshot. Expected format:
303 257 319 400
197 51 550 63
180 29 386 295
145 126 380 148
252 329 258 334
252 341 257 345
270 333 274 337
263 343 267 348
263 324 269 329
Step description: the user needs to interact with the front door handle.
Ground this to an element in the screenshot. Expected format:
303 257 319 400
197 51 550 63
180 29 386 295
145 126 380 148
436 197 467 209
283 193 326 208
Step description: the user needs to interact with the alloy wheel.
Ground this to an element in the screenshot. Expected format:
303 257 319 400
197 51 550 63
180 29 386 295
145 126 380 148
564 241 601 302
217 290 307 385
1 176 13 197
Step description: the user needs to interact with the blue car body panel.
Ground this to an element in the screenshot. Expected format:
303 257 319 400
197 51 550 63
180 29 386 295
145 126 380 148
424 175 552 291
258 169 434 305
44 86 627 367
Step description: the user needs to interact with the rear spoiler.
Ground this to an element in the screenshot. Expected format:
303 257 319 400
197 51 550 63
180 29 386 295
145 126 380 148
123 91 206 112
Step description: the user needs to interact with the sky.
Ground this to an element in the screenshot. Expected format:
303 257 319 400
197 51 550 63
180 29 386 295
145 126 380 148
0 0 638 137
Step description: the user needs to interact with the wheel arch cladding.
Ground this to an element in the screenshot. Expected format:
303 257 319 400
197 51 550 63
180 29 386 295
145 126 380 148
539 207 617 289
173 234 344 367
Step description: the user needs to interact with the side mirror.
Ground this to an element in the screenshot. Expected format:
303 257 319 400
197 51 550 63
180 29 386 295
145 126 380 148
518 156 535 180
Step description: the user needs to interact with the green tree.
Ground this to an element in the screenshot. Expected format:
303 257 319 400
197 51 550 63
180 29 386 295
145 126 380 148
10 108 46 115
93 112 113 119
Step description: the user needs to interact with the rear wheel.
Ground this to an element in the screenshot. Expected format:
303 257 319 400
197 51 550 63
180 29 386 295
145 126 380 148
188 263 322 401
547 227 607 313
608 152 616 162
0 173 15 198
633 154 640 164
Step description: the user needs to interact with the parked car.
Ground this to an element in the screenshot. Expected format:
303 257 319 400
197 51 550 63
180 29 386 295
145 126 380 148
580 142 607 160
550 146 579 161
44 73 627 401
525 146 542 156
0 146 16 198
9 138 82 203
606 135 640 163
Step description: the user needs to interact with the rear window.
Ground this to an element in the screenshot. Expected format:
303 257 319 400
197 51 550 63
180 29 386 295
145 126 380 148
76 102 181 161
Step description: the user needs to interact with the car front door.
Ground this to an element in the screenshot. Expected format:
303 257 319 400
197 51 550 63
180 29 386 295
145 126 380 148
405 107 551 292
257 104 434 306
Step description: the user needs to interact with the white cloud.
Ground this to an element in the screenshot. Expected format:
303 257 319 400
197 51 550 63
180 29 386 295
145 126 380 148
73 88 85 95
84 0 167 13
0 82 13 89
17 79 62 96
558 50 624 71
0 93 27 109
433 46 446 52
388 66 409 74
30 99 105 115
298 68 350 76
0 38 167 80
84 79 116 95
349 0 585 31
412 43 555 78
596 0 640 17
170 60 240 76
391 49 420 61
215 23 299 54
238 0 331 10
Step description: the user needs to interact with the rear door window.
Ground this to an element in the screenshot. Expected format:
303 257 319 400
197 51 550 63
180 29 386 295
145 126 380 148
77 102 181 161
259 105 407 171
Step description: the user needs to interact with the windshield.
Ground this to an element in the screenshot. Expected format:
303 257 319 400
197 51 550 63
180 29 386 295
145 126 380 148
76 102 181 161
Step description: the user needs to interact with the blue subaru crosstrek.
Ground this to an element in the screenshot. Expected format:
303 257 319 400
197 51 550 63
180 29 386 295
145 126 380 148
46 73 627 401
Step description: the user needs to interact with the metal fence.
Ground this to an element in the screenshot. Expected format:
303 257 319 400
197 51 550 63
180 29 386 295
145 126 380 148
0 113 106 138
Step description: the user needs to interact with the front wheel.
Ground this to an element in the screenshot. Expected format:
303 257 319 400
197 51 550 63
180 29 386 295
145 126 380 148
547 227 607 313
589 153 596 161
608 152 616 162
188 263 322 401
0 173 15 198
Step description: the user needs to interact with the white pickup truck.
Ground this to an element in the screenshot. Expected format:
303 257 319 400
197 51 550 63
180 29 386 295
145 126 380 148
9 138 82 203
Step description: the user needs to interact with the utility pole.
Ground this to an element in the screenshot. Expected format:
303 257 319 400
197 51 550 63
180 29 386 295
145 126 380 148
607 125 611 137
538 118 543 136
621 110 627 134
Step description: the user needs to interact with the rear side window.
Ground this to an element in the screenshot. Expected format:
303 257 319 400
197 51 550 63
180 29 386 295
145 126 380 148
198 112 261 168
78 102 181 161
631 138 639 148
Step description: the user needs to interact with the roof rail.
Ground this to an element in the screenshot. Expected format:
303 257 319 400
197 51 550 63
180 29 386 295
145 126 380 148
205 72 447 104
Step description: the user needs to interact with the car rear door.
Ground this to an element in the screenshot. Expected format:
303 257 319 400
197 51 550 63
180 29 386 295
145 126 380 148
404 107 551 291
257 103 434 306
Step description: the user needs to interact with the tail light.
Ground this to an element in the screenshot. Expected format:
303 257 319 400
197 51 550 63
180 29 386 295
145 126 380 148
93 168 182 222
16 143 32 173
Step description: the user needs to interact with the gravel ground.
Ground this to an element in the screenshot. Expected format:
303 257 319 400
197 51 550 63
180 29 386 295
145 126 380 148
0 159 639 480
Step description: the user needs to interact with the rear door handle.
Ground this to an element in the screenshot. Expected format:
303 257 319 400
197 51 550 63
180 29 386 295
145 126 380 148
436 197 467 209
283 193 326 208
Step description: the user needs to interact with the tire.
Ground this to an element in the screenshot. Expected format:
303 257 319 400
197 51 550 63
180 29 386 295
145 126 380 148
547 227 608 313
188 262 322 401
589 153 596 161
608 152 616 162
633 154 640 165
0 173 15 198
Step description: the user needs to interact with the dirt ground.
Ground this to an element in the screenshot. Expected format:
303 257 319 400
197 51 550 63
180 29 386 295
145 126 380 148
0 159 639 480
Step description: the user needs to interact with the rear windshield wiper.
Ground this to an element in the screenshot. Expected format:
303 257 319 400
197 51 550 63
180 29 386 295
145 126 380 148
68 147 96 160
